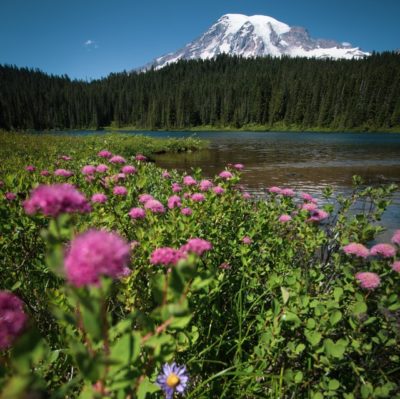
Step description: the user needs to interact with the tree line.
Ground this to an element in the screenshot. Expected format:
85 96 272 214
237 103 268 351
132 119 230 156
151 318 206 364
1 52 399 131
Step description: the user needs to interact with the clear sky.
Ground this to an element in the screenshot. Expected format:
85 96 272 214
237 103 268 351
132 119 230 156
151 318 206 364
1 0 399 80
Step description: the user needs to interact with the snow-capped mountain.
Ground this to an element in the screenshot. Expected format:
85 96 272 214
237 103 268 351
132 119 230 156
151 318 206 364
143 14 369 70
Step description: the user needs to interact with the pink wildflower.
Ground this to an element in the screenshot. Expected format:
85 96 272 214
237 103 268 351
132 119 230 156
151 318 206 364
96 164 109 173
150 247 186 266
181 238 212 256
343 243 369 258
0 292 27 349
109 155 126 164
279 214 292 223
308 209 329 222
191 193 205 202
370 243 396 258
139 194 154 204
281 188 295 197
5 192 17 201
82 165 96 175
168 195 182 209
54 169 74 178
64 230 131 287
25 165 35 172
112 173 126 182
219 171 233 180
60 155 72 161
129 207 146 219
233 163 244 170
121 165 137 175
199 179 213 191
91 193 107 203
391 230 400 246
40 170 50 176
98 150 112 158
302 202 318 212
113 186 128 196
242 236 252 245
391 261 400 273
135 154 147 161
219 262 231 270
268 186 282 194
24 184 91 217
355 272 381 290
242 192 252 200
183 176 197 186
183 193 191 199
172 183 182 193
181 207 192 216
213 186 225 195
144 199 165 214
162 170 171 179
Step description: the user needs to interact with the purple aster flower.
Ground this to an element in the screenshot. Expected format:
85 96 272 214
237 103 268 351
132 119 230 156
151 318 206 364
181 207 192 216
268 186 282 194
121 165 137 175
219 170 233 180
98 150 112 159
113 186 128 196
370 243 396 258
343 243 369 258
139 194 154 204
135 154 147 161
64 230 131 287
172 183 182 193
191 193 205 202
199 179 213 191
129 207 146 219
181 238 212 256
279 214 292 223
150 247 186 266
156 362 189 399
81 165 96 175
54 169 74 178
212 186 225 195
168 195 182 209
91 193 108 204
24 184 91 217
183 175 197 186
109 155 126 164
281 188 295 197
96 164 109 173
5 192 17 201
144 199 165 214
0 291 27 350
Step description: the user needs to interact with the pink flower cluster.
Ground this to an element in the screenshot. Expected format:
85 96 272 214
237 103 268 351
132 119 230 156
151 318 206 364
370 243 396 258
172 183 182 193
139 194 154 203
343 243 369 258
0 291 27 349
279 214 292 223
5 192 17 201
135 154 147 161
242 236 252 245
54 169 74 178
96 164 109 173
113 186 128 196
168 195 182 209
181 207 192 216
199 180 213 191
98 150 112 158
144 199 165 213
122 165 137 175
91 193 107 203
213 186 225 195
355 272 381 290
392 230 400 246
219 171 233 180
183 176 196 186
24 184 91 217
150 247 186 266
65 230 131 286
81 165 96 175
109 155 126 164
129 207 146 219
181 238 212 256
191 193 205 202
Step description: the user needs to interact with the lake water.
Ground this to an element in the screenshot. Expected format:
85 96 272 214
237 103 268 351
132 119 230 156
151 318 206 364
52 130 400 240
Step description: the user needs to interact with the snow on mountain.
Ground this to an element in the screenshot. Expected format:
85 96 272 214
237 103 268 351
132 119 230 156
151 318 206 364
142 14 369 70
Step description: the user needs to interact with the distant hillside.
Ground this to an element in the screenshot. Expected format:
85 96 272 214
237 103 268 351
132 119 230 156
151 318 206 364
0 52 399 132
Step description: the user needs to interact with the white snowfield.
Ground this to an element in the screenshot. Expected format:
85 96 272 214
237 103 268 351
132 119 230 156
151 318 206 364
142 14 370 70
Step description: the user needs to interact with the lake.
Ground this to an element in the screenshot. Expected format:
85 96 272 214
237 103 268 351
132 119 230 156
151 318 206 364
50 130 400 240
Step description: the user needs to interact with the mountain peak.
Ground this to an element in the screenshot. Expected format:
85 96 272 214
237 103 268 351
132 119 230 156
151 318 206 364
142 14 369 70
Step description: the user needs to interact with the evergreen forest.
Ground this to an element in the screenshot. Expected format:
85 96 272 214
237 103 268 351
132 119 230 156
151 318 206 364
1 52 399 132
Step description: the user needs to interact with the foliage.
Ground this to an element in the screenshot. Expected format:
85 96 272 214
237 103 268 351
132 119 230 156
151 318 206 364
0 135 399 398
1 52 400 132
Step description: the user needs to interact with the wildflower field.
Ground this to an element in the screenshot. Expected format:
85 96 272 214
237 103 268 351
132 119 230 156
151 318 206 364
0 132 400 399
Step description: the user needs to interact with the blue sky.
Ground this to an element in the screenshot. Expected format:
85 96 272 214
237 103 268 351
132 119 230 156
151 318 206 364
1 0 399 80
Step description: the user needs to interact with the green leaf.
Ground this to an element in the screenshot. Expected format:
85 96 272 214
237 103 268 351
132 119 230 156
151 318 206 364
329 310 342 326
305 330 322 347
333 287 343 302
137 377 159 399
281 287 290 305
294 371 303 384
324 339 348 359
328 379 340 390
352 301 367 316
